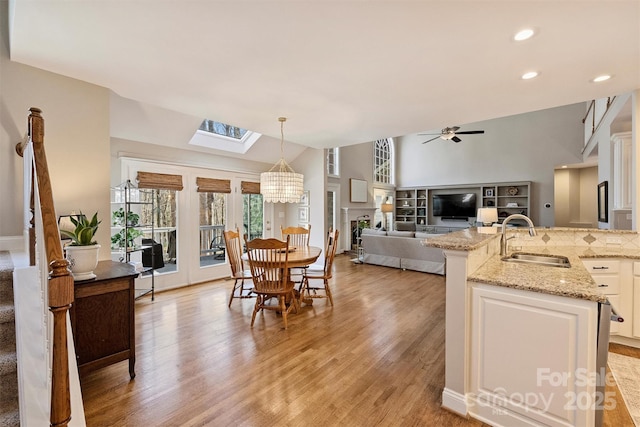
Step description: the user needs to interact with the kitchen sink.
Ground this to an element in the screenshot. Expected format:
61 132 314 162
501 253 571 268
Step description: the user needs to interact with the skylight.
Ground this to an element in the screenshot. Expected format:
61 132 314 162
189 119 262 154
199 119 248 140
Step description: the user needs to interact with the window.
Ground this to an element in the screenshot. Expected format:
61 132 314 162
196 177 231 268
241 181 263 241
139 189 177 273
327 147 339 177
374 138 393 185
199 120 248 140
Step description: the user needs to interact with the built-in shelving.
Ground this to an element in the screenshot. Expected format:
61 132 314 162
394 181 532 229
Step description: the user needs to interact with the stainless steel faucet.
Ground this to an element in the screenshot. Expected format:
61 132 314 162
500 214 537 256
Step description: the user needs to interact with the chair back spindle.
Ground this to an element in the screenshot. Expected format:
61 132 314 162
281 225 311 248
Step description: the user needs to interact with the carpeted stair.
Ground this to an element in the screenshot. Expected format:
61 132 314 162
0 252 19 427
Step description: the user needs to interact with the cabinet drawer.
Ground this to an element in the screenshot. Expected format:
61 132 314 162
592 275 620 295
582 259 620 274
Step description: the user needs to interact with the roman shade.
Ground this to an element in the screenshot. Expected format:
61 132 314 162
241 181 260 195
196 177 231 193
136 172 183 191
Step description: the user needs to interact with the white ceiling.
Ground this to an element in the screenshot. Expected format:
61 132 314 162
8 1 640 155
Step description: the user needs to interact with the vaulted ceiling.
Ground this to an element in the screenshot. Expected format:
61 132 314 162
8 1 640 155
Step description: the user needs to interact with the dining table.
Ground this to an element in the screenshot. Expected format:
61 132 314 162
243 245 322 305
242 245 321 267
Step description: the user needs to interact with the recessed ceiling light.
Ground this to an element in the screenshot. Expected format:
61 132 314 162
521 71 539 80
592 74 612 83
561 165 568 169
514 29 535 41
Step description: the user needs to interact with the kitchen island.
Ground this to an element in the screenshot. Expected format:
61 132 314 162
423 227 640 427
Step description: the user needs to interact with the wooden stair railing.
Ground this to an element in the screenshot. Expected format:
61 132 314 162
16 108 74 427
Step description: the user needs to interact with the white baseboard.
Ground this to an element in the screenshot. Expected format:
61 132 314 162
0 236 24 252
442 388 468 416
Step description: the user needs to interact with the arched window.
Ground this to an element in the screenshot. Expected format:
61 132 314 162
373 138 393 185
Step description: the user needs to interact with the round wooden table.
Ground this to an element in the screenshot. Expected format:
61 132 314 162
284 246 322 268
242 245 321 267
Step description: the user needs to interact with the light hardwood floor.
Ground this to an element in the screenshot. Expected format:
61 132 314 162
80 254 635 426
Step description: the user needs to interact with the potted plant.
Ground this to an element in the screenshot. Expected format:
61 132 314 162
60 212 101 281
111 208 143 250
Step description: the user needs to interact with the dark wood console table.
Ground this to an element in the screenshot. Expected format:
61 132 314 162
70 260 139 379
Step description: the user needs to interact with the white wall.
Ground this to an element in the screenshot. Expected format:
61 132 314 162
1 2 111 257
289 147 325 249
395 103 587 227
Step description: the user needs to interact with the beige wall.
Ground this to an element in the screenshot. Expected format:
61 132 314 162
1 2 111 257
554 167 597 228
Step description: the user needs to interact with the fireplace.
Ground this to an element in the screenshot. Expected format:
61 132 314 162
350 219 371 250
341 207 377 253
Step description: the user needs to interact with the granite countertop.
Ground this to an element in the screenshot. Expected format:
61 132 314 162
422 228 500 250
469 246 640 303
424 228 640 303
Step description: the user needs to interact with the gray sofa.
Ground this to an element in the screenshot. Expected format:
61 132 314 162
360 228 445 275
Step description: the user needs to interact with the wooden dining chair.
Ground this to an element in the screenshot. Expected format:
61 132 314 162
301 229 339 306
244 235 299 329
223 228 254 308
280 224 311 248
281 224 311 284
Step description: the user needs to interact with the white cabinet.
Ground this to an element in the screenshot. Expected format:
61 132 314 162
633 262 640 339
469 282 598 427
582 258 632 338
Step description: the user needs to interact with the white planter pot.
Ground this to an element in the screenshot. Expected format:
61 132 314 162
65 244 100 281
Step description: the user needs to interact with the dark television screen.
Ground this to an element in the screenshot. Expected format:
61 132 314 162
432 193 477 218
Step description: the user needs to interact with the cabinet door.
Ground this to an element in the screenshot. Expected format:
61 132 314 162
634 277 640 339
470 283 596 427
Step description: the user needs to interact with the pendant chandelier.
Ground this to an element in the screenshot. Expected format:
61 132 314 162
260 117 304 203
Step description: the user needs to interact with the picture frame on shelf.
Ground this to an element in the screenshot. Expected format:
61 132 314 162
300 190 309 206
485 189 494 197
298 207 309 223
598 181 608 223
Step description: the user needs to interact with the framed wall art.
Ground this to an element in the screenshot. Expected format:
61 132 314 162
298 207 309 223
350 178 368 203
300 190 309 206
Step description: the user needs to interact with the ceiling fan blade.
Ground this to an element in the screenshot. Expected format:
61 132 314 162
449 126 460 132
452 136 462 143
421 136 441 144
455 130 485 135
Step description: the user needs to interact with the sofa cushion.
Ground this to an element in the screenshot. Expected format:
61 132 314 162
362 228 387 236
388 230 415 238
395 221 416 232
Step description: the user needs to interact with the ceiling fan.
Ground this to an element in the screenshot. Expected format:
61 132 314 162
420 126 485 144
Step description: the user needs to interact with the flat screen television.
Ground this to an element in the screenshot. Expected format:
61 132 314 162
432 193 477 219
